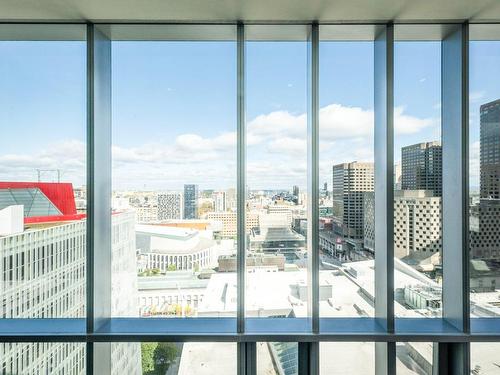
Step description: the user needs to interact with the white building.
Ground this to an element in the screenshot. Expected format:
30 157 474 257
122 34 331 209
0 208 141 375
157 192 183 220
212 191 226 212
137 225 219 271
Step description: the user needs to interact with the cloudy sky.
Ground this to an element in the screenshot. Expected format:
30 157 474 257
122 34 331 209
0 35 497 192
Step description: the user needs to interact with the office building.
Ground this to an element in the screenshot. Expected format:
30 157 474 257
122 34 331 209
470 99 500 260
183 184 198 219
401 142 442 196
213 191 226 212
332 162 374 247
0 182 140 375
206 211 259 238
364 190 441 266
158 192 183 220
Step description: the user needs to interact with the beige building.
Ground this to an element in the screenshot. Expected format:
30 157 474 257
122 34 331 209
207 211 259 238
364 190 442 262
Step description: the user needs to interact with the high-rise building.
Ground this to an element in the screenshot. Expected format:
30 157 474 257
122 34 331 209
401 141 442 196
332 162 374 246
480 99 500 199
470 99 500 260
0 182 141 375
158 192 183 220
212 191 226 212
183 184 198 219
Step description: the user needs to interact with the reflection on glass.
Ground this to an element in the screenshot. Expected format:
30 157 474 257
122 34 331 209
469 31 500 320
396 342 435 374
140 342 236 375
245 27 308 318
0 31 87 320
257 342 298 375
471 343 500 374
111 34 237 318
393 36 442 318
318 35 375 318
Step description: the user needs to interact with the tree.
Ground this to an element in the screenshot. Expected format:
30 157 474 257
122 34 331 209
167 264 177 271
141 342 178 375
141 342 156 374
153 342 178 374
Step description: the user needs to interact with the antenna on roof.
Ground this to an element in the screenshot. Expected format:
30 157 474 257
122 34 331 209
36 169 63 183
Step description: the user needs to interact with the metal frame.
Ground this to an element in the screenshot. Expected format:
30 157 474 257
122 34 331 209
2 20 500 375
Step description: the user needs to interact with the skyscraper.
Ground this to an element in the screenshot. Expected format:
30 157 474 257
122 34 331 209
470 99 500 260
480 99 500 199
183 184 198 219
401 141 442 196
332 162 374 246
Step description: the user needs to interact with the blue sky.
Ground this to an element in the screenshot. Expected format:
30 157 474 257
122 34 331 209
0 36 496 191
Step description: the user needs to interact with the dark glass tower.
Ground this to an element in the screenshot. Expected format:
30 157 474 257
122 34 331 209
183 184 198 219
401 141 442 196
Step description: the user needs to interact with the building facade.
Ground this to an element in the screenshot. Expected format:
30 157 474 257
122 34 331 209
183 184 198 219
401 141 442 196
332 162 374 246
158 192 183 220
206 211 259 238
364 190 442 261
0 183 141 375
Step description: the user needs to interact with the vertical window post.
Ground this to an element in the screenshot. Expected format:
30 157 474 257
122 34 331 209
374 23 396 375
441 22 470 373
86 23 112 374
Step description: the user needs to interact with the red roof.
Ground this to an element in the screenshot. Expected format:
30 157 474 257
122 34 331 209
0 182 77 215
0 182 85 224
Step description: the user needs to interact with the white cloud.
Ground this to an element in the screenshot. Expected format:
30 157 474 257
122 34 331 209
0 102 438 190
470 91 486 103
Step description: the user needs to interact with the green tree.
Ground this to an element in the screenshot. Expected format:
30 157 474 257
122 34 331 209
141 342 156 374
153 342 178 374
167 264 177 271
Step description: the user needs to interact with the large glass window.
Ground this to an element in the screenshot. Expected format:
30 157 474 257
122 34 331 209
0 25 87 321
469 25 500 321
111 25 237 318
245 25 309 318
393 26 442 318
319 26 375 318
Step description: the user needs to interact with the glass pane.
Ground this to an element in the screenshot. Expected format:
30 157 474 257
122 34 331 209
257 342 298 375
394 28 442 318
245 26 309 318
471 342 500 374
1 343 86 374
111 26 237 318
320 342 374 374
139 342 236 374
396 342 435 374
319 27 375 318
0 25 87 319
469 26 500 320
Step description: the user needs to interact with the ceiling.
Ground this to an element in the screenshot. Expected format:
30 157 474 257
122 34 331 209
1 0 500 23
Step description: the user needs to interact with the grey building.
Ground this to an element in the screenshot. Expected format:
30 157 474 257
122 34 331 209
480 99 500 199
470 99 500 260
401 141 442 196
183 184 198 219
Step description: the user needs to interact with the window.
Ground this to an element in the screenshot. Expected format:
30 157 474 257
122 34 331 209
0 22 498 375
